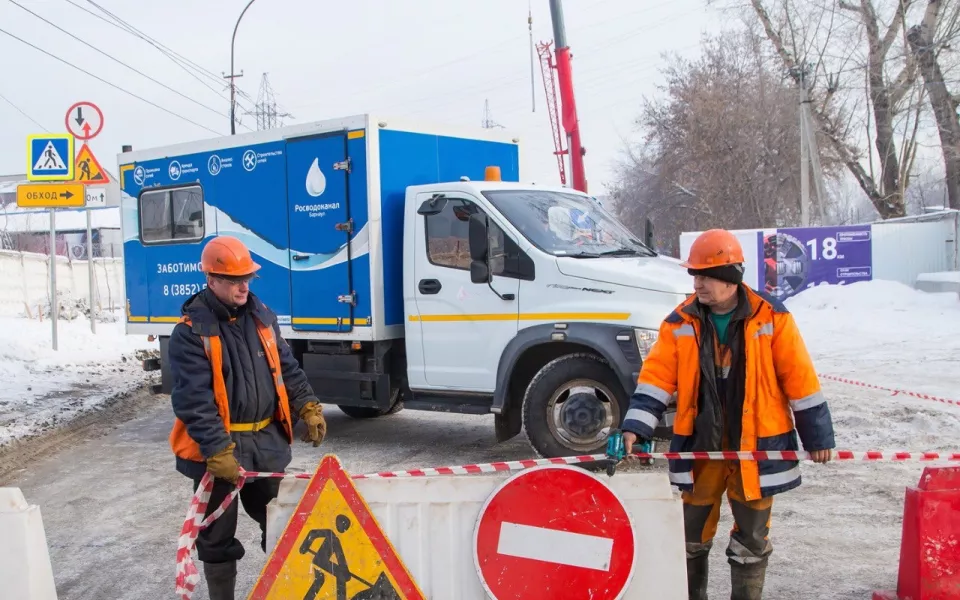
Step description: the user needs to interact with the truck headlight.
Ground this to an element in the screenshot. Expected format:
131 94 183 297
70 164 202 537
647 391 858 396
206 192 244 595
634 328 659 361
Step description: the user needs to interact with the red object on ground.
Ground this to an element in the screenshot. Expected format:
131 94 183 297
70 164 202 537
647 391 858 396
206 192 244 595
873 466 960 600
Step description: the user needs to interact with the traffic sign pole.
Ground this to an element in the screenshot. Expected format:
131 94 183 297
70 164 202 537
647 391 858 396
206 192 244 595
49 209 58 351
86 209 95 333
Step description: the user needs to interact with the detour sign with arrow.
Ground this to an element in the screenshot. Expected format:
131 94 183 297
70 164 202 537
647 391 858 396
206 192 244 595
16 183 86 208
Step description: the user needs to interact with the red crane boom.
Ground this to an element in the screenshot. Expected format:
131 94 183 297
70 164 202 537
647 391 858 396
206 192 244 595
536 41 567 186
547 0 587 193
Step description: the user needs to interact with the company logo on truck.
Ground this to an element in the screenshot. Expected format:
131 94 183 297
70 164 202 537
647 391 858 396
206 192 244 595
294 202 341 218
306 158 327 197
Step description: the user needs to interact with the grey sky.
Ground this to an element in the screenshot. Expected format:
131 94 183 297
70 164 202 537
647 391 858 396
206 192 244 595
0 0 723 193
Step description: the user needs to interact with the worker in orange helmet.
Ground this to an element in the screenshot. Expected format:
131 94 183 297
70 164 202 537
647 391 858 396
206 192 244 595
167 235 327 600
620 229 835 600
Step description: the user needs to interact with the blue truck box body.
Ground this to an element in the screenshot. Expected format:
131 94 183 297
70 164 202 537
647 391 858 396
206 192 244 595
118 114 520 341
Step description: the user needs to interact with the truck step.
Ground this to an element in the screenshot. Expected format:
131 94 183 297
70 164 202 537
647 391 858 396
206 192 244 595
403 395 492 415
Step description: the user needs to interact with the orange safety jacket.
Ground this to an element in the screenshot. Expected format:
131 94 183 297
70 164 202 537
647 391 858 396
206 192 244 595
169 314 294 464
621 285 835 501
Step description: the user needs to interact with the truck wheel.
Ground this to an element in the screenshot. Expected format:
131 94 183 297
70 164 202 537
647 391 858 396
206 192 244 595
337 389 404 419
522 353 627 458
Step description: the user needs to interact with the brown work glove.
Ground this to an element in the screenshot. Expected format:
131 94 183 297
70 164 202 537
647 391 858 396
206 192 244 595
299 402 326 447
206 442 240 484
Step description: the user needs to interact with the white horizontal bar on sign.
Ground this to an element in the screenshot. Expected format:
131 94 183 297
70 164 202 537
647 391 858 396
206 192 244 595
496 522 614 571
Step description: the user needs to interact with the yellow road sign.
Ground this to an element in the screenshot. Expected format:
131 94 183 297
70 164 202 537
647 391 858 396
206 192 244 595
16 183 86 208
72 142 111 184
248 455 425 600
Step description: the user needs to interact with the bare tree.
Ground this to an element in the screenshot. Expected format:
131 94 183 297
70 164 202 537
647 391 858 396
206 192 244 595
736 0 932 218
907 0 960 209
609 29 844 251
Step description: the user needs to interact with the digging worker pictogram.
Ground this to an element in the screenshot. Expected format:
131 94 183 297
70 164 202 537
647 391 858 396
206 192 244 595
620 229 836 600
168 235 328 600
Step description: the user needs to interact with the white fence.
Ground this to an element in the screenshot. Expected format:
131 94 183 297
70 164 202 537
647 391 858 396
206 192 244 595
0 249 124 318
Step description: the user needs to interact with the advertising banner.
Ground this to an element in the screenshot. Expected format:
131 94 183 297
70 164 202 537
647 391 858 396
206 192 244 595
760 225 873 300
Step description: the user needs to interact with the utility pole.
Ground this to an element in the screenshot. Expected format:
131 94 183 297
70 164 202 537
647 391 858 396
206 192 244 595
224 0 257 135
793 64 827 226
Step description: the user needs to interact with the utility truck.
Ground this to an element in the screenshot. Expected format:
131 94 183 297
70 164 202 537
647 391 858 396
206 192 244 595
119 114 691 458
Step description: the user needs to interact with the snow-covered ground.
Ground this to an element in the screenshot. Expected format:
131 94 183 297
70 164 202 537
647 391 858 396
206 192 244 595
0 315 157 446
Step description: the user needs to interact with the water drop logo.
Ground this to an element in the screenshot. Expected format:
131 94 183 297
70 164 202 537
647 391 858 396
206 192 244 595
305 158 327 197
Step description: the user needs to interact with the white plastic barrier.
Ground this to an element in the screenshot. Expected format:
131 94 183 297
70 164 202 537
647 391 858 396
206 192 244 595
0 488 59 600
266 469 687 599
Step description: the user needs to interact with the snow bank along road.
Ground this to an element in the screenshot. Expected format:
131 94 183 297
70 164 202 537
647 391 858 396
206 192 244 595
3 281 960 599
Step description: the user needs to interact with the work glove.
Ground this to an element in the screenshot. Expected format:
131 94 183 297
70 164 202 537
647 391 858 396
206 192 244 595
299 402 326 447
206 442 240 484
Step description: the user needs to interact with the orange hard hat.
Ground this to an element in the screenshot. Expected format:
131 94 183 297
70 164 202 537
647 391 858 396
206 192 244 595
681 229 744 270
201 236 261 277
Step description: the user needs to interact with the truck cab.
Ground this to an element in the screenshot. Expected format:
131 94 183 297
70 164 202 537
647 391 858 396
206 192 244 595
402 179 689 456
120 114 689 458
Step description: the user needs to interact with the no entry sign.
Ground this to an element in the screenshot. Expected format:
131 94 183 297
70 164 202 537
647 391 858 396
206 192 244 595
473 465 636 599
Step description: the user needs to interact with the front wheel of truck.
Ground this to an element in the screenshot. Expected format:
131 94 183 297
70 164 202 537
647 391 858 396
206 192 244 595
521 353 627 458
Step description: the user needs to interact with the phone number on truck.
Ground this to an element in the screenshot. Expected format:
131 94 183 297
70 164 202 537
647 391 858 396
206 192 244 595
162 283 206 296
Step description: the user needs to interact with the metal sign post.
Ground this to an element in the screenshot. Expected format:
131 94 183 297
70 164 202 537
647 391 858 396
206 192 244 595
49 209 58 350
86 209 95 333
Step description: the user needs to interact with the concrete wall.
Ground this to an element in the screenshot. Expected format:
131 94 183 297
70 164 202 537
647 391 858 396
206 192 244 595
0 250 124 318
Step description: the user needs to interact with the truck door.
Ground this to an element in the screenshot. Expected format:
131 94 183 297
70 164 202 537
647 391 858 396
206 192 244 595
285 132 355 332
410 193 521 391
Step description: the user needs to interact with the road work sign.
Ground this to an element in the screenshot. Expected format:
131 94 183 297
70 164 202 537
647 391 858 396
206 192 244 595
16 183 86 208
248 455 425 600
474 465 637 600
27 134 74 181
72 143 110 184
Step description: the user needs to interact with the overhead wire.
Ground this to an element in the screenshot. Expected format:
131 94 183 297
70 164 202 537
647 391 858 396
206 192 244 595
0 92 48 131
66 0 257 115
7 0 249 130
0 26 223 135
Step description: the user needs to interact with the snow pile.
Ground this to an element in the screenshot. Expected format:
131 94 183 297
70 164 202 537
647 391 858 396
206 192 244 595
786 280 960 401
0 315 157 446
35 290 122 323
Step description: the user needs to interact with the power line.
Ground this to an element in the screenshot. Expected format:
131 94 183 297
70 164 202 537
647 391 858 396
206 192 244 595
64 0 257 115
0 26 222 135
0 92 48 131
8 0 239 124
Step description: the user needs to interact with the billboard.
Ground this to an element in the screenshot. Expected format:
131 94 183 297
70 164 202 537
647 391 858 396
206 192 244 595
760 225 873 300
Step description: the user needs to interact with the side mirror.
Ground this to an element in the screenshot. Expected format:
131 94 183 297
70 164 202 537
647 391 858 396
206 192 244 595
417 194 448 216
470 260 490 284
469 213 489 261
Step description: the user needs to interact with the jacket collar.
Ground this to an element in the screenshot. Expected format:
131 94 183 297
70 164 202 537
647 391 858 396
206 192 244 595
679 284 764 323
180 289 275 335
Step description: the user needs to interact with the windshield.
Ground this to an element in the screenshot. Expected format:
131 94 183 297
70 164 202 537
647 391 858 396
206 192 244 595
481 189 656 258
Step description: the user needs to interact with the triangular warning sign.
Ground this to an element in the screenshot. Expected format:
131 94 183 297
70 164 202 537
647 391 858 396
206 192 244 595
248 455 425 600
73 143 111 184
33 141 67 171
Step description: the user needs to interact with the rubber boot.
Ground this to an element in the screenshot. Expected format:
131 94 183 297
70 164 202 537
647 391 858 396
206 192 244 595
730 561 766 600
203 560 237 600
687 552 709 600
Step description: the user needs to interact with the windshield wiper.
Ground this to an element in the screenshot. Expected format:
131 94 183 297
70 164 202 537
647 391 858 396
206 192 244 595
597 248 645 257
559 251 601 258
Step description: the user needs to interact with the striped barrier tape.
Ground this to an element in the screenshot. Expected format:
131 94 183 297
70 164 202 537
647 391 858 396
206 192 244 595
174 449 960 599
819 373 960 407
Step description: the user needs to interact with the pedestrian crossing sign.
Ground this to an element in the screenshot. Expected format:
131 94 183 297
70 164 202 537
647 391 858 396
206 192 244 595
248 454 425 600
72 143 111 184
27 134 74 182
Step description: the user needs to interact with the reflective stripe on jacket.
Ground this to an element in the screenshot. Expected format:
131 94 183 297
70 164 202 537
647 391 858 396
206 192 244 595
621 285 835 501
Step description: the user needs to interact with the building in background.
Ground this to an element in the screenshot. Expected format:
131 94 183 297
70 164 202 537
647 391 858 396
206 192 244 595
0 173 122 258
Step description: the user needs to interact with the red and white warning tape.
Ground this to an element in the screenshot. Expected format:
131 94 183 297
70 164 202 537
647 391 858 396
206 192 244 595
819 373 960 407
174 449 960 599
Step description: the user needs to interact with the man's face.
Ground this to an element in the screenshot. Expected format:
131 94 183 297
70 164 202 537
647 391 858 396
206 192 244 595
692 275 737 307
207 274 253 308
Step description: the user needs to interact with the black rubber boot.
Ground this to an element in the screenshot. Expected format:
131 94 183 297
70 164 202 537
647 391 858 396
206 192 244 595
730 561 766 600
687 552 709 600
203 560 237 600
